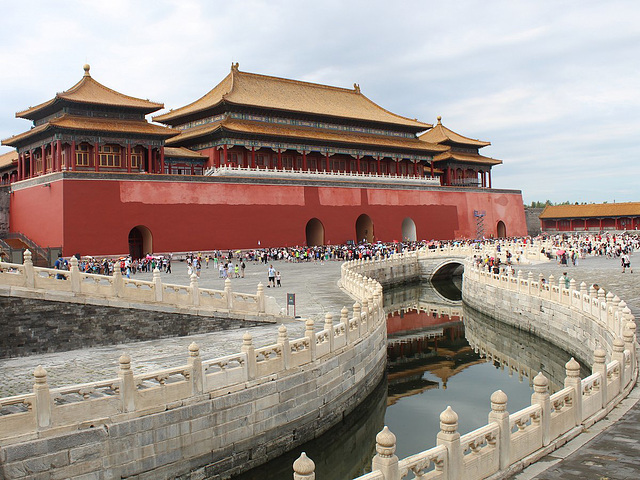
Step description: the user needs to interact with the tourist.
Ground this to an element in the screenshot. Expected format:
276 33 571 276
241 260 246 278
267 264 276 287
621 253 632 273
276 271 281 287
560 272 570 289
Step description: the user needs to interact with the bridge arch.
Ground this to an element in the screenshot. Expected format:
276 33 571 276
497 220 507 238
356 214 374 243
128 225 152 259
401 217 417 242
430 259 465 282
305 218 325 246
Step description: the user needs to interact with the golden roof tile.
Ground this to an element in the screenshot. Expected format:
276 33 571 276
163 146 207 159
433 150 502 166
17 65 164 119
539 202 640 219
2 114 178 147
167 117 447 154
0 150 18 169
155 64 431 129
419 116 491 147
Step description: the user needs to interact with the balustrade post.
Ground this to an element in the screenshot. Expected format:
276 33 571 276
579 282 587 310
564 358 582 425
305 319 317 361
605 292 615 330
190 273 200 307
597 288 606 322
488 390 510 470
612 338 626 387
527 272 533 294
293 452 315 480
324 313 334 352
112 266 124 297
69 255 81 293
33 365 52 429
23 249 35 288
241 332 257 380
558 276 564 303
436 406 461 480
340 306 349 335
118 353 136 413
225 278 233 310
538 273 544 294
368 294 376 329
360 299 369 336
531 372 551 446
153 267 163 302
279 325 291 370
351 302 361 342
188 342 203 395
547 274 554 300
592 348 607 409
373 291 382 329
257 282 265 313
516 270 522 293
371 426 400 480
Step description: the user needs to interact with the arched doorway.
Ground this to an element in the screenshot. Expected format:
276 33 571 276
128 225 152 259
497 221 507 238
356 214 374 243
401 217 417 242
305 218 325 246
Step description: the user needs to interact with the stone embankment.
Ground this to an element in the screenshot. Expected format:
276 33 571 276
294 245 638 480
0 253 388 479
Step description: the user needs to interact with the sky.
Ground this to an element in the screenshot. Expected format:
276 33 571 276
1 0 638 205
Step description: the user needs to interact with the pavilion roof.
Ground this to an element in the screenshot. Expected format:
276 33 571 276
2 114 178 147
419 117 491 147
433 150 502 166
164 146 207 159
539 202 640 219
16 65 164 119
155 63 431 129
0 150 18 169
166 117 448 154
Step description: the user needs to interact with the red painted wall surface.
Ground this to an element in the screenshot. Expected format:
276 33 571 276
10 177 527 256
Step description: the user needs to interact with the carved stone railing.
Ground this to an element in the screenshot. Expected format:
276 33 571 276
0 257 386 461
294 243 638 480
0 250 273 318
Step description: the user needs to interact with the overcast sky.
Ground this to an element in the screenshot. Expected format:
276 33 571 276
1 0 638 204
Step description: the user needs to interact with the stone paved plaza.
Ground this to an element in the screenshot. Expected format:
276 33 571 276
0 252 638 479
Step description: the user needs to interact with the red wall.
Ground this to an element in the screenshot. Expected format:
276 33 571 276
10 177 527 256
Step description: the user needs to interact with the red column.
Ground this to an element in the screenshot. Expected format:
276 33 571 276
30 150 34 177
430 162 434 178
50 141 55 172
277 149 282 170
56 140 62 171
325 152 330 172
303 151 307 171
147 146 152 172
16 153 22 181
127 144 132 173
71 142 76 171
377 157 381 175
95 143 100 172
488 170 492 188
191 164 195 175
356 155 360 173
160 147 165 174
41 145 46 175
251 146 256 168
223 144 228 165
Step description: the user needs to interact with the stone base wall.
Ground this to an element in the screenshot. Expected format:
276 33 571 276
0 322 387 480
0 293 269 358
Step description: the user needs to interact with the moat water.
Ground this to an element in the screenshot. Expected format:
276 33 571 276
233 278 589 480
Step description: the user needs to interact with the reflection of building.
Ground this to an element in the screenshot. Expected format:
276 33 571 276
539 202 640 232
1 64 527 256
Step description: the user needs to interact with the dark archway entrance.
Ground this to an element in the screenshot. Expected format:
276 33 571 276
305 218 325 246
401 217 417 242
128 226 152 259
356 214 374 243
497 221 507 238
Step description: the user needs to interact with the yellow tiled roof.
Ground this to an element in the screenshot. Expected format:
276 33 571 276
0 150 18 169
2 114 178 147
164 146 207 159
433 150 502 166
17 65 163 119
539 203 640 219
167 117 447 154
155 64 431 129
419 117 490 147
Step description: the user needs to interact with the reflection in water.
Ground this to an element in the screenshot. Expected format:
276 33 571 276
233 280 586 479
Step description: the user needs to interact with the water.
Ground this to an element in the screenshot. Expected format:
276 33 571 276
233 278 588 479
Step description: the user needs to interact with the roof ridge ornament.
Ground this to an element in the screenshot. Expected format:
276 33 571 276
353 83 360 94
437 115 442 124
83 64 91 77
231 62 240 72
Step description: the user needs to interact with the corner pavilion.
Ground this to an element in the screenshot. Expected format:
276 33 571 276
1 64 526 257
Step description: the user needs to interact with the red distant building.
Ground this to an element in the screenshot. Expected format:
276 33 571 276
1 64 527 257
539 203 640 232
